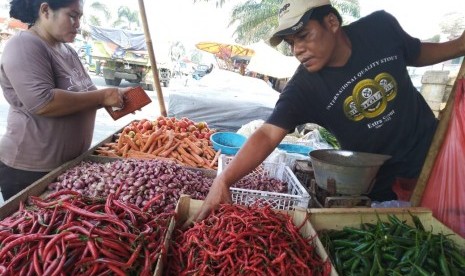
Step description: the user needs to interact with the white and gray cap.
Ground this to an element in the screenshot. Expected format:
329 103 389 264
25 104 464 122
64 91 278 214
269 0 331 46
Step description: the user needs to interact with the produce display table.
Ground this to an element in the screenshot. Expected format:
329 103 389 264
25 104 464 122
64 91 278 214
1 118 464 275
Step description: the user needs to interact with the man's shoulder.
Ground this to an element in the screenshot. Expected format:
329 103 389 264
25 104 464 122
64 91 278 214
279 68 325 103
351 10 396 27
286 66 321 90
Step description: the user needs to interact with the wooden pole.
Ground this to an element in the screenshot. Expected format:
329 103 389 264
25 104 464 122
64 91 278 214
137 0 167 117
410 60 465 206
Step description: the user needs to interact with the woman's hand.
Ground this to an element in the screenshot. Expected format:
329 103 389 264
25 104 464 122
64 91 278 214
102 87 132 108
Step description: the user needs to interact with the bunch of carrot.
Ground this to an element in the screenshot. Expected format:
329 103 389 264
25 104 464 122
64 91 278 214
166 204 332 276
0 190 171 275
95 117 221 169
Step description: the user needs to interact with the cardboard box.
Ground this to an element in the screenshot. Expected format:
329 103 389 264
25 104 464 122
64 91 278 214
170 195 338 276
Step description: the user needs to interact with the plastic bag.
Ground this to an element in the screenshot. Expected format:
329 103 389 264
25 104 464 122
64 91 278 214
297 129 334 150
420 78 465 238
236 120 264 137
371 200 411 208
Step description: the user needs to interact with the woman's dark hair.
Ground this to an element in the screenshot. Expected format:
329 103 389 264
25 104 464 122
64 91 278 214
9 0 79 25
311 4 343 25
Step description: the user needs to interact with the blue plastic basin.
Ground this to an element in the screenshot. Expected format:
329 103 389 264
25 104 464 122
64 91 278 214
210 132 247 155
277 143 313 156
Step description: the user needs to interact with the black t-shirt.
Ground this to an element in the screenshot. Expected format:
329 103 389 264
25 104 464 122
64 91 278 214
266 11 438 199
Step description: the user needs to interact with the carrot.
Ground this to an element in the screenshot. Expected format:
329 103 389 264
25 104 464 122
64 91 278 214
117 130 126 150
163 130 175 150
108 143 119 150
94 148 107 154
190 151 205 165
159 141 181 157
141 129 162 152
106 151 120 158
95 149 119 158
176 146 200 165
147 141 156 154
203 150 212 159
124 135 140 151
121 144 129 157
134 133 144 148
183 138 203 155
209 149 221 168
203 144 216 157
170 151 180 159
151 145 165 156
126 150 157 159
179 154 197 167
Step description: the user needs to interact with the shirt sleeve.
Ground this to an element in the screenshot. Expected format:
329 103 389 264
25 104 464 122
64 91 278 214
380 11 421 65
266 77 314 131
2 34 55 113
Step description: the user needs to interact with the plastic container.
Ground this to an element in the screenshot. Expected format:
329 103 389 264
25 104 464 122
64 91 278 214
277 143 313 156
218 155 311 210
210 132 247 155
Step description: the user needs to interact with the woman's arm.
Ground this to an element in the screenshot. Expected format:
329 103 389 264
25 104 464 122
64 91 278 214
35 87 129 117
412 30 465 67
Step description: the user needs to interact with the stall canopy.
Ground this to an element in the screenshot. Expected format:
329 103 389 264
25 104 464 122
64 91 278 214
195 41 255 59
247 41 300 79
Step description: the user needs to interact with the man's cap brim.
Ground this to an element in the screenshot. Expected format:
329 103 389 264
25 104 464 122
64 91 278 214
269 9 314 46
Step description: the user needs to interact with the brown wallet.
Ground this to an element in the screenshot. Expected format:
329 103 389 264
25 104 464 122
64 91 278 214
105 86 152 120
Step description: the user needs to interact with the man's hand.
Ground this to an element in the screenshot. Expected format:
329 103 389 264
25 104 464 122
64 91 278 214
182 178 232 228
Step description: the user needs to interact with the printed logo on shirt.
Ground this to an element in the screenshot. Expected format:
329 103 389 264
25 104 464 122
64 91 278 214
343 73 398 122
375 73 397 101
343 96 364 121
352 79 387 119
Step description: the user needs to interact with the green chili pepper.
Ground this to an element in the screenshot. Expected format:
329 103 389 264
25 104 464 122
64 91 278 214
439 254 452 276
410 261 431 276
446 248 465 268
333 239 360 248
409 211 425 231
350 257 361 274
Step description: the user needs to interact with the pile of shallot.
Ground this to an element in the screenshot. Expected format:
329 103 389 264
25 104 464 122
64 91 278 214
49 159 213 212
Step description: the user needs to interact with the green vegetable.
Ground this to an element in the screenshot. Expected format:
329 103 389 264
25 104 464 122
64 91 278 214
319 213 465 275
318 127 340 149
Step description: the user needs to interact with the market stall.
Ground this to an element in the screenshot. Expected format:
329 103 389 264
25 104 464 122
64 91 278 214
1 1 464 274
0 112 464 275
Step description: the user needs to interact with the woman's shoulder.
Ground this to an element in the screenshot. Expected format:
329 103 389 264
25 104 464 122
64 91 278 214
5 31 49 53
9 30 42 43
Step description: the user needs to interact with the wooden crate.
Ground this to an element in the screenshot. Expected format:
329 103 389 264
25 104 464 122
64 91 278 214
0 154 175 276
168 195 338 276
0 155 115 219
308 207 465 250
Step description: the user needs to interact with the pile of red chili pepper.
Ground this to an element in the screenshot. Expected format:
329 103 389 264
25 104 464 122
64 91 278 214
166 204 331 276
0 190 172 275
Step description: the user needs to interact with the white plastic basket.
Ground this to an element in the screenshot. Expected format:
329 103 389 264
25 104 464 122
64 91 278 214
218 155 311 210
